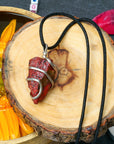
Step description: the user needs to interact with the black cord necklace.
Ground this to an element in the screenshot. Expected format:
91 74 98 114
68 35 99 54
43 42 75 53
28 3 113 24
39 12 107 144
40 13 90 144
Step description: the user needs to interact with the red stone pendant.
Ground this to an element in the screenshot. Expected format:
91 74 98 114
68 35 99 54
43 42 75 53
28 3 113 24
27 46 57 104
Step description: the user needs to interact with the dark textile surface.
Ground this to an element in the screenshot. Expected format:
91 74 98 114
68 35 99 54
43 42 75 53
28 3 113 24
0 0 114 144
0 0 114 18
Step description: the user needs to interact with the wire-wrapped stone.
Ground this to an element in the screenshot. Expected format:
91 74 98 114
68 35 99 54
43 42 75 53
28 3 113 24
27 56 57 104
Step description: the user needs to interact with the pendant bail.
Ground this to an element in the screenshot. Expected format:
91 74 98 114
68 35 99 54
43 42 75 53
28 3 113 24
43 44 48 58
42 44 58 82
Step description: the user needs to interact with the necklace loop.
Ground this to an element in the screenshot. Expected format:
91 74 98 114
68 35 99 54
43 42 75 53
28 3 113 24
43 44 48 58
39 13 90 144
39 13 106 144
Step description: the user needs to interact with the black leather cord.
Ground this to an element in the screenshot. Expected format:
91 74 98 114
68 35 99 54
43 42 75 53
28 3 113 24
79 18 107 144
39 12 106 144
39 12 89 50
40 12 90 144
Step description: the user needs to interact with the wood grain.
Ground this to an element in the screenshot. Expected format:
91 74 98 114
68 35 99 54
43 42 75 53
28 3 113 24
2 16 114 143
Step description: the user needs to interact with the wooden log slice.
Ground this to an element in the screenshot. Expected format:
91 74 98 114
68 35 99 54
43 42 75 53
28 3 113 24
2 16 114 143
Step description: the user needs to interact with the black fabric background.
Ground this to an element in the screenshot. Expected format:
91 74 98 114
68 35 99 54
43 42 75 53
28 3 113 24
0 0 114 144
0 0 114 19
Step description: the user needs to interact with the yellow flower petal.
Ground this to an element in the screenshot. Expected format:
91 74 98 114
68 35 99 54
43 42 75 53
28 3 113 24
0 41 6 49
0 110 9 140
4 107 20 139
0 41 6 58
0 19 16 43
18 118 34 135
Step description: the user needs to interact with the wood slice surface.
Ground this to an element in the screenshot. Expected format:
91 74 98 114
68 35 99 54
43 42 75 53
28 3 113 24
2 16 114 143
